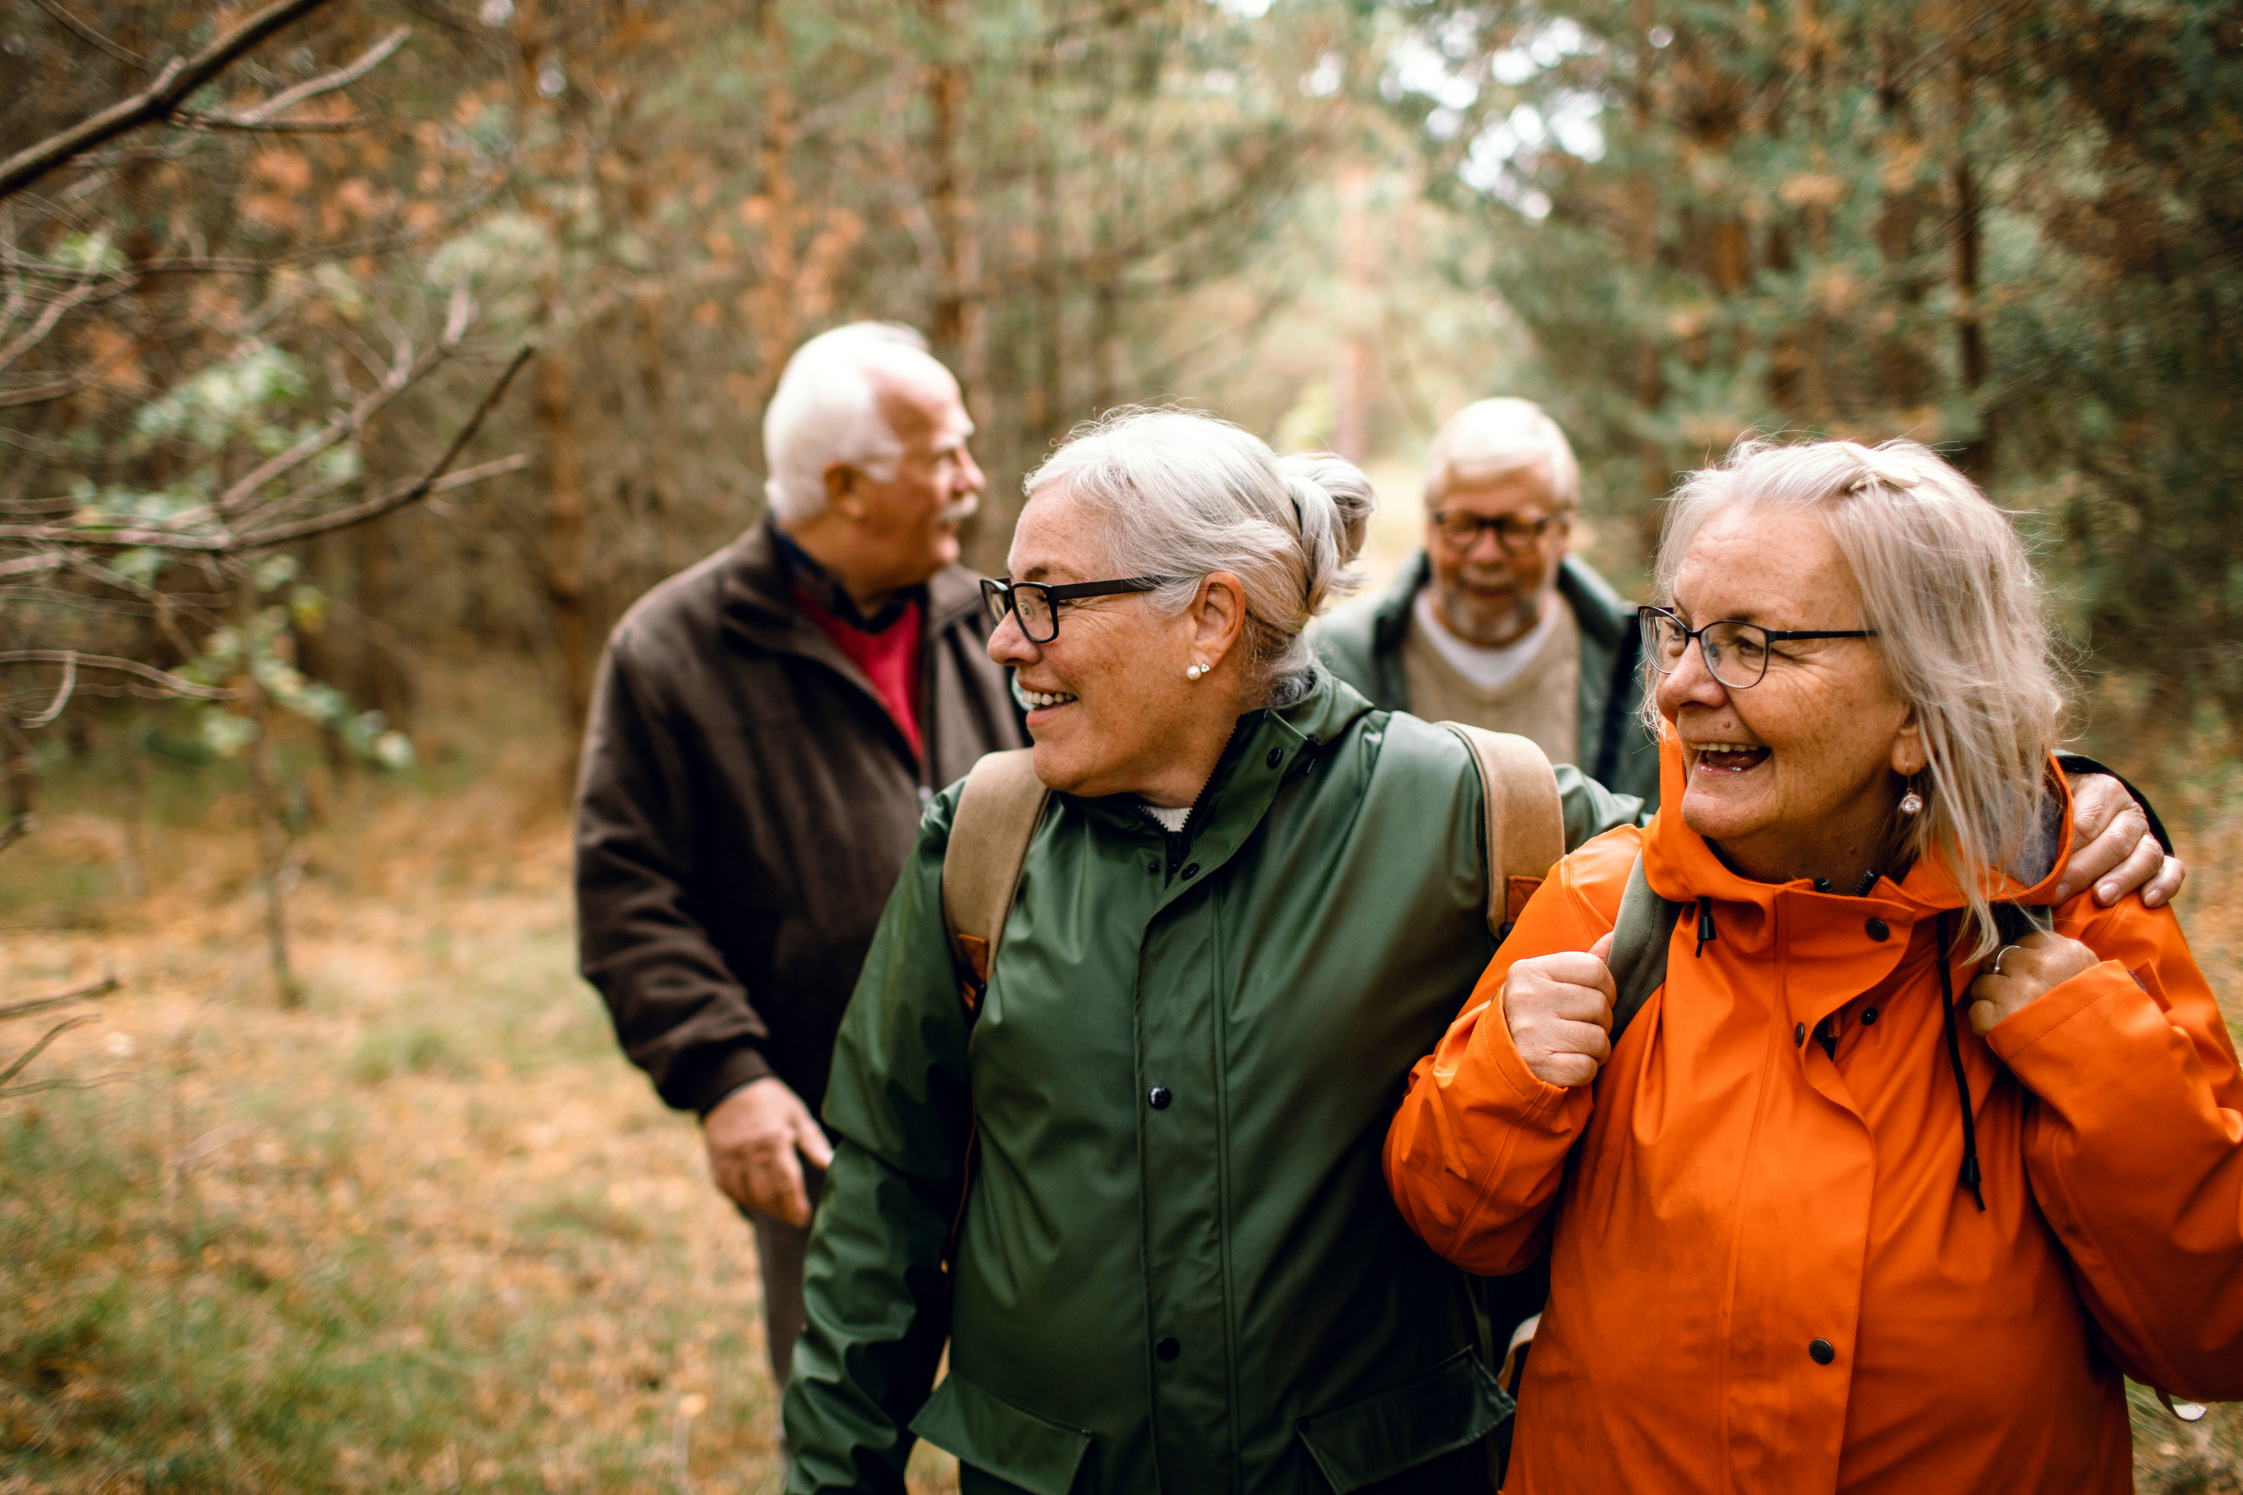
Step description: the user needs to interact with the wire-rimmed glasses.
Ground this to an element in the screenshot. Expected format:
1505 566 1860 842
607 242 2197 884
1638 605 1878 690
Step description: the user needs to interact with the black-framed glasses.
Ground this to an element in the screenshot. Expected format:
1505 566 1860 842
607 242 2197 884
1429 509 1565 554
982 575 1173 644
1638 606 1878 690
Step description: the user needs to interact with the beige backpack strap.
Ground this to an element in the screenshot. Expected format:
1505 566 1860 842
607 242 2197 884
1438 723 1565 940
941 748 1051 1011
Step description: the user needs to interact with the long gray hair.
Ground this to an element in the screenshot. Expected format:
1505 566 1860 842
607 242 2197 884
1652 437 2065 955
1024 408 1374 689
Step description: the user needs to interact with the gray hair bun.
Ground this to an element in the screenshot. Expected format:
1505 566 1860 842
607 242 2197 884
1278 453 1375 614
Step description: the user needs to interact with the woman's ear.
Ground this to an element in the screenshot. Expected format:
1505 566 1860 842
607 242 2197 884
1191 572 1249 667
1889 708 1928 778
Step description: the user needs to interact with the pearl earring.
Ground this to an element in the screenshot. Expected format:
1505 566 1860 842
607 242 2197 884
1898 787 1924 816
1186 662 1206 681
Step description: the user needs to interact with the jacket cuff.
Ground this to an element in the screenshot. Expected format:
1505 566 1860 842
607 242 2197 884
1483 990 1584 1128
1985 960 2142 1067
688 1045 777 1118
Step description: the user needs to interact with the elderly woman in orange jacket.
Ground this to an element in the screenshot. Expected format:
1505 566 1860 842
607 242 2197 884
1384 437 2241 1494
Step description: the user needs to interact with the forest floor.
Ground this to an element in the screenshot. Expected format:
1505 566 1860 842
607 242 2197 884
0 667 2238 1494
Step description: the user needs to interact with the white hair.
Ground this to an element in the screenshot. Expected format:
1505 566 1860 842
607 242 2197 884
762 322 946 523
1651 437 2066 957
1024 408 1375 686
1424 397 1581 509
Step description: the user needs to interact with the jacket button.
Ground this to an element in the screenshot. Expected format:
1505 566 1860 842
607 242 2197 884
1866 918 1890 941
1156 1337 1181 1362
1265 747 1284 769
1148 1086 1172 1110
1147 860 1159 874
1809 1338 1837 1365
1181 863 1199 880
1861 1007 1879 1026
1794 1022 1806 1047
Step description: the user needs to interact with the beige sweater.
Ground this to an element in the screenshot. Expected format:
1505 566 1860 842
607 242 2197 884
1400 595 1580 767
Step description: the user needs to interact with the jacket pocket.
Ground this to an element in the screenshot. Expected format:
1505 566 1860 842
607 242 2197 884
909 1366 1094 1495
1294 1347 1513 1494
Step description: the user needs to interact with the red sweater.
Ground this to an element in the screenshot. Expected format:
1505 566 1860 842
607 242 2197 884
794 586 924 762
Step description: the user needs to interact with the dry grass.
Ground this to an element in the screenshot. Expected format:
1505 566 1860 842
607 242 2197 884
0 676 960 1494
0 671 2234 1492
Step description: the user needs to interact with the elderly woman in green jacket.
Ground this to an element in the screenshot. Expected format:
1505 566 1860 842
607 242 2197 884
780 409 2179 1495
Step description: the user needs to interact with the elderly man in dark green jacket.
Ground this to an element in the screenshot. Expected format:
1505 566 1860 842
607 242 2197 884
1310 399 1659 806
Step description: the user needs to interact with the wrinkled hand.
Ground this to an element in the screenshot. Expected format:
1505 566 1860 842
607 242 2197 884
1967 930 2100 1035
1503 931 1617 1088
704 1076 834 1227
2056 773 2184 909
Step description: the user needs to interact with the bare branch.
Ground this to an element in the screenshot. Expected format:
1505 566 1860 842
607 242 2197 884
0 0 341 203
16 651 76 728
0 522 225 551
196 27 408 129
0 974 118 1023
175 113 365 135
31 0 149 70
0 651 237 700
0 1016 98 1088
0 328 145 408
0 554 68 580
239 346 536 546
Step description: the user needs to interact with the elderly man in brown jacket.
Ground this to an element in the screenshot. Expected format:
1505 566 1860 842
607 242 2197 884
573 323 1025 1404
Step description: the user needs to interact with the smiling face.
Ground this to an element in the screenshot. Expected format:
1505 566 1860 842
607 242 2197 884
1424 461 1572 647
988 484 1250 806
1656 504 1925 886
824 360 985 594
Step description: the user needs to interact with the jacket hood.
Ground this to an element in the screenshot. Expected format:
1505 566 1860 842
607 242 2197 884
1640 727 2075 959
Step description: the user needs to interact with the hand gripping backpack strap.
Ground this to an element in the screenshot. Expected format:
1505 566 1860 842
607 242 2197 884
1498 850 1681 1435
940 748 1051 1012
1438 723 1565 940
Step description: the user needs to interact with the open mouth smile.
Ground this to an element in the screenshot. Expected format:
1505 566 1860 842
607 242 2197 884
1011 675 1080 719
1690 740 1771 773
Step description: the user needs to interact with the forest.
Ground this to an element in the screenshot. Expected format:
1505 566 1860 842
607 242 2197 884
1 0 2238 1490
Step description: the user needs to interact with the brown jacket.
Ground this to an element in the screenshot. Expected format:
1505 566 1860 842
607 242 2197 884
574 520 1026 1116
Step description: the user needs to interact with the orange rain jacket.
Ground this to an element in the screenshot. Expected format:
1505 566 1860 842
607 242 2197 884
1385 744 2243 1493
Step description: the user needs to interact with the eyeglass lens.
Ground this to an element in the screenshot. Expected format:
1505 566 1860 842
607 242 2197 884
1435 513 1553 551
985 581 1058 643
1642 613 1773 689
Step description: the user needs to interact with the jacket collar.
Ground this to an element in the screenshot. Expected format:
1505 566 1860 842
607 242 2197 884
1369 551 1432 654
1071 669 1374 901
720 516 986 648
1639 729 2076 960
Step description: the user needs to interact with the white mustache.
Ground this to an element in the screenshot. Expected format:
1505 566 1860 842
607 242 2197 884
938 493 979 525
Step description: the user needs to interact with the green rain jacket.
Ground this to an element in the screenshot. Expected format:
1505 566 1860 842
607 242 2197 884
784 672 1640 1495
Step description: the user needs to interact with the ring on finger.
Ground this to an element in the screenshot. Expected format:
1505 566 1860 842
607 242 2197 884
1991 944 2021 976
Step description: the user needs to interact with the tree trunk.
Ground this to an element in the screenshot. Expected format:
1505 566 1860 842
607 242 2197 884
537 346 595 770
234 570 299 1006
922 0 984 416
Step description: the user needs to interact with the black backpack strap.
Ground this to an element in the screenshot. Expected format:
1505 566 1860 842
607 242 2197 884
1607 852 1683 1044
